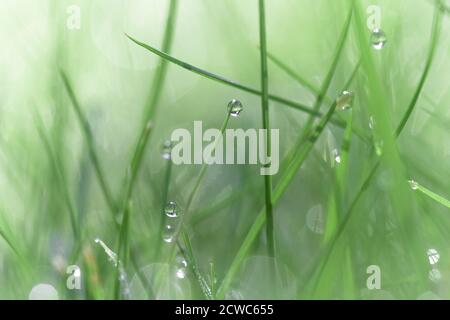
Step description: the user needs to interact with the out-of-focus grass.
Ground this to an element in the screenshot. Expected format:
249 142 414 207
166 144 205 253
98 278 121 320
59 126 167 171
0 0 450 300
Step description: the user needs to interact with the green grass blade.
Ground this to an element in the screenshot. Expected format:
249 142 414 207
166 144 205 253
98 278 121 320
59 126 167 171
410 180 450 208
258 0 274 257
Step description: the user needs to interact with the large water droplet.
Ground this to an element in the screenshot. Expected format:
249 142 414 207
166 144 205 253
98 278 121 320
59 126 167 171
332 149 342 165
408 180 419 190
371 28 387 50
161 141 173 160
336 91 354 111
228 99 243 117
164 201 179 218
427 248 440 265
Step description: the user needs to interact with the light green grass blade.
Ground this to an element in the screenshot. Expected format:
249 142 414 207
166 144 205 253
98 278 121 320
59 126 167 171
410 180 450 208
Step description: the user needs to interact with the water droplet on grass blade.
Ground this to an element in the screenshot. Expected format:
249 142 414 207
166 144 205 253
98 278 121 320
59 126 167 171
161 141 173 160
336 91 354 111
228 99 243 117
371 28 387 50
175 255 188 279
163 224 175 243
408 180 419 190
427 248 440 265
94 238 118 266
164 201 179 218
332 149 341 165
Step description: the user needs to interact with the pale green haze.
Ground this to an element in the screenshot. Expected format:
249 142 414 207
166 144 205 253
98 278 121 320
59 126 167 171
0 0 450 300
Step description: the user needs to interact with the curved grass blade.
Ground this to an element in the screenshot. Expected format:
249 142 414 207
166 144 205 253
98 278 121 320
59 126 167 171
126 34 347 128
258 0 274 257
409 180 450 209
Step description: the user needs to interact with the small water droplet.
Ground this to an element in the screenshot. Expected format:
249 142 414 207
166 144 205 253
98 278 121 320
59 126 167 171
164 201 179 218
332 149 341 164
427 248 440 265
161 141 173 160
371 28 387 50
228 99 243 117
175 255 188 279
336 91 354 111
163 224 175 243
408 180 419 190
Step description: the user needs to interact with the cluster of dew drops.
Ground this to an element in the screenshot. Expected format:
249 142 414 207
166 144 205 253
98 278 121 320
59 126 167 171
156 28 387 281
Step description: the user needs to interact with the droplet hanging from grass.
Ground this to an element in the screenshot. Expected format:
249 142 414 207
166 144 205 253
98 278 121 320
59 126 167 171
95 238 118 266
427 248 440 265
332 149 341 165
227 99 243 117
336 91 354 111
161 141 173 160
163 224 176 243
175 255 188 279
408 180 419 190
164 201 179 218
371 28 387 50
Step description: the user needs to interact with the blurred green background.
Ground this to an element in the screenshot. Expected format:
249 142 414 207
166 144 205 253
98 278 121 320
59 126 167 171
0 0 450 300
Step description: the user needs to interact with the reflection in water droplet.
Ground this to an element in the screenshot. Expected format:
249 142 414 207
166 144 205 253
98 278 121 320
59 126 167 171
164 201 179 218
336 91 354 111
227 99 243 117
28 284 59 300
306 205 324 234
408 180 419 190
161 141 173 160
371 28 387 50
427 248 440 265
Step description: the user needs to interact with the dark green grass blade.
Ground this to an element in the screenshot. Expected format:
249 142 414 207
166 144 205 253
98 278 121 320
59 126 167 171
258 0 274 257
126 34 347 128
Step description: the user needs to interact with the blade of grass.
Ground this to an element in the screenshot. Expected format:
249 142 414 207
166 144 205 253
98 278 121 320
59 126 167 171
410 180 450 208
126 33 348 129
258 0 274 257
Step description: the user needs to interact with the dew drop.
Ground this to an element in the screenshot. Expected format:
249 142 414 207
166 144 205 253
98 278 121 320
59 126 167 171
164 201 179 218
94 238 118 266
228 99 243 117
161 141 173 160
336 91 354 111
427 248 440 265
371 28 387 50
408 180 419 191
163 224 175 243
332 149 342 165
175 256 188 279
